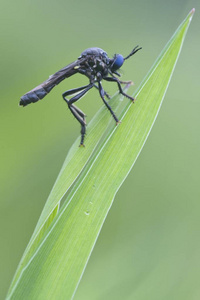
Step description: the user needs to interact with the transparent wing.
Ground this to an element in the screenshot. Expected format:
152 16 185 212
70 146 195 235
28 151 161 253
20 58 86 106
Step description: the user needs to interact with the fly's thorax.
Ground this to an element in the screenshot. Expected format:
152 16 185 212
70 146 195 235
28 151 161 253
79 47 108 59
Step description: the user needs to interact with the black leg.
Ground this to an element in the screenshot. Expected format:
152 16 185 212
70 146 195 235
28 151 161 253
98 81 119 123
94 84 111 99
104 76 135 101
62 83 94 145
62 84 92 98
77 69 110 98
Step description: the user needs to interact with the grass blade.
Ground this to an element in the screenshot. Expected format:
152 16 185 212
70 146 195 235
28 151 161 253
8 85 131 291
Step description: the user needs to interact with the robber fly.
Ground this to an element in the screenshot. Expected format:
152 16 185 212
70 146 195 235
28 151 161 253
20 46 142 146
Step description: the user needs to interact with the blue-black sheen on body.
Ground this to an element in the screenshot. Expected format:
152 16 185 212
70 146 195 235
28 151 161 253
19 45 142 145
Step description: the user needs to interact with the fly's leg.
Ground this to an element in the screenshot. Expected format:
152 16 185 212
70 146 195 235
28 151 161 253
62 83 94 146
77 68 111 97
104 76 135 102
118 80 133 85
94 84 111 99
98 81 119 124
77 68 112 97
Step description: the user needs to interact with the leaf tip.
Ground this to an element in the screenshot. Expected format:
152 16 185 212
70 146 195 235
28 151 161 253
189 8 195 20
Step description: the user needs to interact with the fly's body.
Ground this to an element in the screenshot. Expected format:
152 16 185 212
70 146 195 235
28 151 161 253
20 46 142 145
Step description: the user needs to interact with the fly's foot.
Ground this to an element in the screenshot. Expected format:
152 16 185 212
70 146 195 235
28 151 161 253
79 143 85 148
125 94 135 102
132 96 138 103
120 80 134 86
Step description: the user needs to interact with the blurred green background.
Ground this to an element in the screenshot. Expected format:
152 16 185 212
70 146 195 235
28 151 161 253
0 0 199 299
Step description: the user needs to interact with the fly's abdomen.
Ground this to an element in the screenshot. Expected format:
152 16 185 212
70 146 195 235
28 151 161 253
19 84 55 106
19 60 80 107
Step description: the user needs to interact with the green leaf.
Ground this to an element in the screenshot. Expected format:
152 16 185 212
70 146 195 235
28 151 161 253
8 85 132 294
7 8 195 300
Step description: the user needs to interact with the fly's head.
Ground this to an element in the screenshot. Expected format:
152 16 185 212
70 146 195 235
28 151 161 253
109 46 142 76
110 54 124 73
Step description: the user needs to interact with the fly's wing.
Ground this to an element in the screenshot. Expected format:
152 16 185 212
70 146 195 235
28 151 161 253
20 58 85 106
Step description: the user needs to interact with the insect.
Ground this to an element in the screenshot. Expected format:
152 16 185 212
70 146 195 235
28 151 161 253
20 46 142 146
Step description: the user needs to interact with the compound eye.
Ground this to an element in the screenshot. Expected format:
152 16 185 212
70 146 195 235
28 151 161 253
112 54 124 71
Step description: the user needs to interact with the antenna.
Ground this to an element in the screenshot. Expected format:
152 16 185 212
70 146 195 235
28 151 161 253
124 45 142 60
